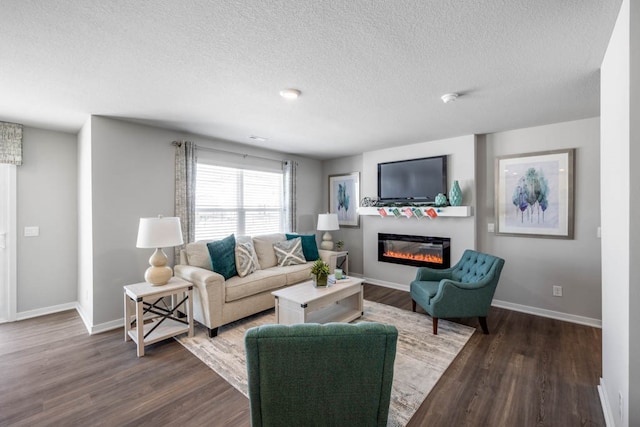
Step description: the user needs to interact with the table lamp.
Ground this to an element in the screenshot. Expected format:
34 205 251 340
317 213 339 250
136 216 184 285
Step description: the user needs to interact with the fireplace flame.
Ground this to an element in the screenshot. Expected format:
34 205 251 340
383 250 443 264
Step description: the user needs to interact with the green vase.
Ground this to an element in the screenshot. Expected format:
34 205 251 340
314 274 328 287
449 180 462 206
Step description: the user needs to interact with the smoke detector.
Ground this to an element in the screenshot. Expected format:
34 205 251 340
441 93 459 103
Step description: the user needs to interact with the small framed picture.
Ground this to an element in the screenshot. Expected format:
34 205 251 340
328 172 360 228
495 149 575 239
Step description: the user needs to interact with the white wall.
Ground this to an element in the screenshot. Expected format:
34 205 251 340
16 126 77 315
361 135 477 288
600 0 638 425
481 118 602 323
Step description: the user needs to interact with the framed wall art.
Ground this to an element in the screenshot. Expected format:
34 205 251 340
328 172 360 228
495 149 575 239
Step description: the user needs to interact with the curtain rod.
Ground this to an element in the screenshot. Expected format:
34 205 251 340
172 140 289 164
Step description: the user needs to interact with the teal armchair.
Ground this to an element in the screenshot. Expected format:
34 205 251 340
244 322 398 427
410 249 505 335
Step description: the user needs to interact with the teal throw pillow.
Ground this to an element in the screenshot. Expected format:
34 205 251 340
207 234 238 280
286 233 320 261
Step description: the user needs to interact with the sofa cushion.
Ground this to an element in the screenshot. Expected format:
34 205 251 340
207 234 238 280
273 238 306 266
225 269 285 302
277 263 313 285
235 240 260 278
185 242 212 270
253 233 286 269
286 233 320 261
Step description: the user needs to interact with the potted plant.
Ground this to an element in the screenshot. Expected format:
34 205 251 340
310 259 330 287
336 240 345 251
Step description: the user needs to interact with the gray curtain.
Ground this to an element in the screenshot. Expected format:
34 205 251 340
0 122 23 165
174 140 196 263
283 160 297 233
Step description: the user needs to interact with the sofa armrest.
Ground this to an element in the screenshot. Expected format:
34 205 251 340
174 264 225 329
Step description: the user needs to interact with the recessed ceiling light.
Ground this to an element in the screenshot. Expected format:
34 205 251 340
441 93 459 103
280 88 301 99
249 135 269 142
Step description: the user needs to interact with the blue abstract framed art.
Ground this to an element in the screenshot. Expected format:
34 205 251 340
495 149 575 239
329 172 360 228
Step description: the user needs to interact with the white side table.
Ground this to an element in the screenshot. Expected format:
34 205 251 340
123 277 193 357
318 250 349 275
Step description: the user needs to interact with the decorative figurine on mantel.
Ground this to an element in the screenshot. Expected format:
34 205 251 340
434 193 448 207
449 180 462 206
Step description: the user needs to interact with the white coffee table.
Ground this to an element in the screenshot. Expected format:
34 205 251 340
272 278 364 325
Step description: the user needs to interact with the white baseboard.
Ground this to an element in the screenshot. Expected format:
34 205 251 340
363 281 602 328
598 378 615 427
492 299 601 328
90 318 124 335
16 302 78 321
13 301 122 335
363 277 409 292
75 303 123 335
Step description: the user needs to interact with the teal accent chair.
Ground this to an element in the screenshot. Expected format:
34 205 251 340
245 322 398 427
410 249 505 335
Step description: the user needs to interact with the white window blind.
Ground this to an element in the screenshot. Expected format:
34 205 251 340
195 163 284 241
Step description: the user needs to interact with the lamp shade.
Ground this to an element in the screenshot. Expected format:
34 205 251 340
136 216 184 248
317 213 339 231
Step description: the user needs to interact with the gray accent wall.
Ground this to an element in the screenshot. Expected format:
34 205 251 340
17 126 77 313
82 116 322 328
322 155 364 275
480 118 601 322
322 119 601 325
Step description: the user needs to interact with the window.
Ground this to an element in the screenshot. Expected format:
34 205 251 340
195 163 284 241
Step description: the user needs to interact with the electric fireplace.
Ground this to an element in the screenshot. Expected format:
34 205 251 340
378 233 450 269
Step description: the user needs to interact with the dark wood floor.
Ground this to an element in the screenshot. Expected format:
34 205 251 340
0 285 603 426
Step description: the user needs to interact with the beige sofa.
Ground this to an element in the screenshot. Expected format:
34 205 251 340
175 233 331 337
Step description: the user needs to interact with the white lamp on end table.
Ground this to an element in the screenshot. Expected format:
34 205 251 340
136 216 184 286
317 213 339 250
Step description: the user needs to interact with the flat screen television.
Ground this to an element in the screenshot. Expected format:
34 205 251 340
377 155 447 203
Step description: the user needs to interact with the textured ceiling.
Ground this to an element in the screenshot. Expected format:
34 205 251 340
0 1 622 159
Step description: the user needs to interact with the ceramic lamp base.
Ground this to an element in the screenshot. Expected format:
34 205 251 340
145 248 173 285
320 231 334 250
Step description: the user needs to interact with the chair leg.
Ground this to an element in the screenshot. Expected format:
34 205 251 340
478 317 489 334
411 299 416 312
432 317 438 335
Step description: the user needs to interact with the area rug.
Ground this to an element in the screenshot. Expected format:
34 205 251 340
176 300 474 426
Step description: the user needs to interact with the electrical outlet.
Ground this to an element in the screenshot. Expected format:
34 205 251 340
553 285 563 297
487 223 495 233
24 226 39 237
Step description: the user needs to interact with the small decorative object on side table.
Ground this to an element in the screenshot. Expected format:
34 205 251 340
123 277 193 357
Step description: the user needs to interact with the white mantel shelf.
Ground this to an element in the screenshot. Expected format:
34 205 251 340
358 206 472 218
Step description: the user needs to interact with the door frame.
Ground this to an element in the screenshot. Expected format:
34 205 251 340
0 164 17 322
